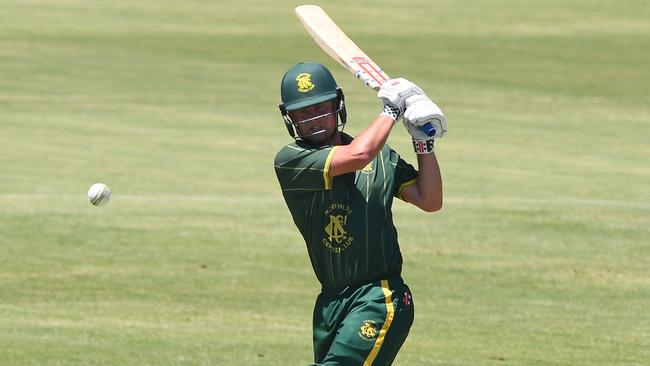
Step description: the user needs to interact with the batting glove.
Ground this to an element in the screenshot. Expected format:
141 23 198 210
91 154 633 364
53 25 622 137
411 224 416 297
403 120 436 154
378 78 425 121
404 95 447 139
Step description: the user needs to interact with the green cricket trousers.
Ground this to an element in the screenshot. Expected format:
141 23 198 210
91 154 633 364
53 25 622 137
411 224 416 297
310 276 414 366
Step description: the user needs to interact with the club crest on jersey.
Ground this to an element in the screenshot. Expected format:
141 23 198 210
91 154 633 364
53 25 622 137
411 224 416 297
323 203 353 253
358 320 379 341
296 73 315 92
361 161 374 174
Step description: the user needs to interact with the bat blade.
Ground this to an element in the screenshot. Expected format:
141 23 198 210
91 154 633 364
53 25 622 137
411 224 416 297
294 5 389 90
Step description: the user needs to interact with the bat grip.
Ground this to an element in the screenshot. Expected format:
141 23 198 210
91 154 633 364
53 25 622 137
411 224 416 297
420 122 436 137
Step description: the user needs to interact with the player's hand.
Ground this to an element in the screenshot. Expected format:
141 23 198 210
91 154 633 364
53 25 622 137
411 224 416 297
403 119 435 154
378 78 425 120
404 95 447 139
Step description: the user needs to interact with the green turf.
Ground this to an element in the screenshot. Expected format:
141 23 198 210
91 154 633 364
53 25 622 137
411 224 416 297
1 1 649 365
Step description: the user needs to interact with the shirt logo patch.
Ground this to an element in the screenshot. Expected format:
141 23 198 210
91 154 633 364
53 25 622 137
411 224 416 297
404 289 412 307
323 203 353 253
358 320 379 341
361 161 374 174
296 73 315 93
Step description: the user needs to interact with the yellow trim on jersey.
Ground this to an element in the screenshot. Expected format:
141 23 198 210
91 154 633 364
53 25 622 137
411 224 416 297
363 280 395 366
323 146 338 190
397 178 418 200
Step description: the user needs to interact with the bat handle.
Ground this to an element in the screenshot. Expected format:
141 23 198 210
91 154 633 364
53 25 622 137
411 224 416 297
420 122 436 137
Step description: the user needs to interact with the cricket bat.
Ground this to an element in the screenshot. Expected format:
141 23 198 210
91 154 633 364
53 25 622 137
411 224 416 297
294 5 436 136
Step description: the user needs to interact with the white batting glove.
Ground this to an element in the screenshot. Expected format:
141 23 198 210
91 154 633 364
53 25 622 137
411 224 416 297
404 95 448 139
378 78 425 120
403 120 435 154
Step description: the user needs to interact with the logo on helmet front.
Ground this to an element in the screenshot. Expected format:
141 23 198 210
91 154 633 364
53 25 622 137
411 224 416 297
296 73 315 92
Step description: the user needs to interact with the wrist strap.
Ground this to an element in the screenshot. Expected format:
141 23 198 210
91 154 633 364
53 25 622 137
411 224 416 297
380 104 401 122
412 138 434 154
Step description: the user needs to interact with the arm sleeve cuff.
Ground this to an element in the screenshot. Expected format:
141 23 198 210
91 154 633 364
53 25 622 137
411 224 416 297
323 146 339 190
397 178 418 200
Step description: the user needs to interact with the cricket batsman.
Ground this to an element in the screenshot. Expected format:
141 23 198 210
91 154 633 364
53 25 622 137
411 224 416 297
274 62 446 365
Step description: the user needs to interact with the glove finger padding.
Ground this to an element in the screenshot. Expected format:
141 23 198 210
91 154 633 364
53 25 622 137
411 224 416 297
404 97 447 138
377 78 425 115
404 94 429 108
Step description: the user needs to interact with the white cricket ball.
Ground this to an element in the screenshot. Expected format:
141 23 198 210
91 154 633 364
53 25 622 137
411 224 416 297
87 183 111 206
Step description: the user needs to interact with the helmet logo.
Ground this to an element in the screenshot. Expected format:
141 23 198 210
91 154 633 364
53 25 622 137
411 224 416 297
296 73 315 93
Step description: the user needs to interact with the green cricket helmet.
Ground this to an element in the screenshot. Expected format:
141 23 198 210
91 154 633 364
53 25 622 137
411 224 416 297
278 62 347 139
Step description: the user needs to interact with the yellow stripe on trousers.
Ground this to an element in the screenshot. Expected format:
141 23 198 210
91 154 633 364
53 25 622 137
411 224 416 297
363 280 395 366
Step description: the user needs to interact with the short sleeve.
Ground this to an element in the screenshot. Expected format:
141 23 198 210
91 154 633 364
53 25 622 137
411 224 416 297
391 150 418 199
274 144 339 191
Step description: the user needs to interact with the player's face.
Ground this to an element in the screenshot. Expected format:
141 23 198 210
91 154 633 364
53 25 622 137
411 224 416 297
290 100 338 144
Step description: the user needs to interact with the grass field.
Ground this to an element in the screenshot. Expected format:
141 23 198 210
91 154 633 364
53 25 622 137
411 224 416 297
1 1 649 365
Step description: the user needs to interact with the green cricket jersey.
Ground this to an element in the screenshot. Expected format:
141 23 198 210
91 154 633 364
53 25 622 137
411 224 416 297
274 133 419 291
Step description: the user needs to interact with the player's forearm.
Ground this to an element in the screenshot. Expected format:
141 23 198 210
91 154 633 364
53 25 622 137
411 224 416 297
328 114 394 177
347 114 395 162
415 152 443 212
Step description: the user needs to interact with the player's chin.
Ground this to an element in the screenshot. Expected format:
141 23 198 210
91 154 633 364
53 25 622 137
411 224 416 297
304 128 334 145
